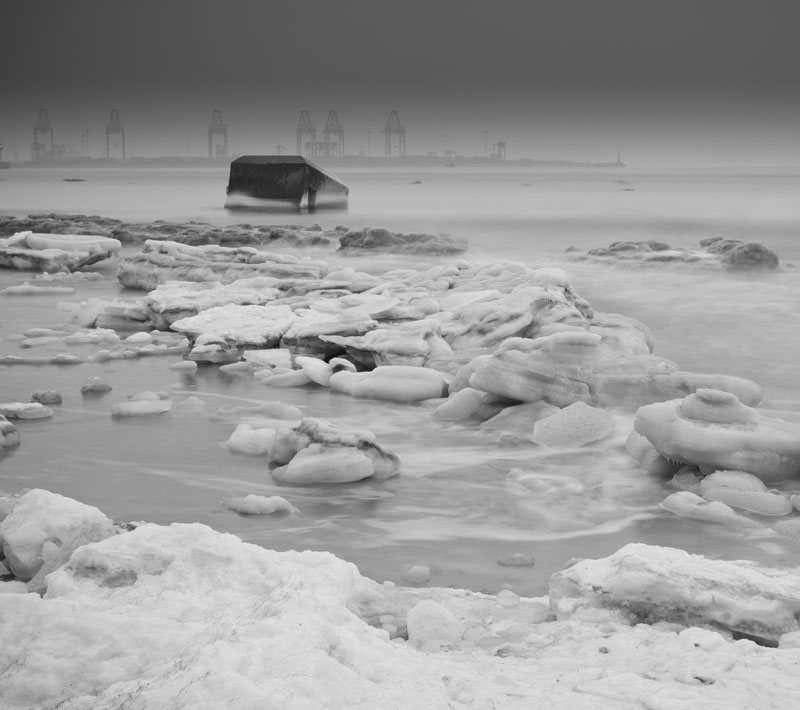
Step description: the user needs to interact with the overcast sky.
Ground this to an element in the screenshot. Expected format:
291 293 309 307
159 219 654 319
2 0 799 164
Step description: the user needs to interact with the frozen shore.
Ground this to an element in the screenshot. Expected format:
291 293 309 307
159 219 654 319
2 488 800 709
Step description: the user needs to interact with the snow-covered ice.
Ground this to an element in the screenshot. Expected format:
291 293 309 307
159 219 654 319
2 491 800 708
224 494 295 515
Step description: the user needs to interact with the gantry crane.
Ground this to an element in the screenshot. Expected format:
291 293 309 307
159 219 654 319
208 110 228 158
106 109 126 159
383 111 405 158
323 110 344 158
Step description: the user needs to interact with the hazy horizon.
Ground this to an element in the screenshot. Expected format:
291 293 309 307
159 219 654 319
3 0 799 167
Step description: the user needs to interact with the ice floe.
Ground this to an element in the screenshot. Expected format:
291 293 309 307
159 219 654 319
0 402 54 420
635 389 800 483
269 418 400 484
223 423 276 455
0 231 121 272
224 494 295 515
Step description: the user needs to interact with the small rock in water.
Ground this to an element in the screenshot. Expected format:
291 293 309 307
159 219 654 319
337 227 468 256
0 415 21 447
496 552 537 568
268 417 400 484
271 445 375 484
719 240 780 271
700 470 767 494
224 494 294 515
31 390 62 405
81 377 113 394
702 488 792 516
224 424 276 456
111 399 172 417
168 360 198 372
0 402 54 419
660 491 761 528
401 564 432 584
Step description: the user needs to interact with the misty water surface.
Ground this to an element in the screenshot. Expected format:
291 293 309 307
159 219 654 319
1 164 800 594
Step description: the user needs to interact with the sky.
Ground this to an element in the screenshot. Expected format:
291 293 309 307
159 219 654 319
2 0 799 165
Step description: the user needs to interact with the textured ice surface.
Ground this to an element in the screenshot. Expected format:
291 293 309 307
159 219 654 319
224 494 294 515
550 542 800 643
2 497 800 709
635 389 800 482
330 366 448 402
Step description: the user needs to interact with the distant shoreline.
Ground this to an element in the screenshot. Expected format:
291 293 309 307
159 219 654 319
8 155 627 170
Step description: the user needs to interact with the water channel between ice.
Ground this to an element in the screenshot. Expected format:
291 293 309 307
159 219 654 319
2 164 800 595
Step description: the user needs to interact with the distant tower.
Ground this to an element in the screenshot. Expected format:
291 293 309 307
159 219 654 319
383 111 405 158
208 110 228 158
296 110 316 156
32 108 54 160
276 144 286 155
105 109 126 159
323 110 344 158
492 141 506 161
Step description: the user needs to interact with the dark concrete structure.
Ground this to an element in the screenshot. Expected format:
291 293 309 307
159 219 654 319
225 155 348 210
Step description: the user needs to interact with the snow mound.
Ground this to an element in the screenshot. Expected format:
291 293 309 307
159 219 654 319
2 496 800 708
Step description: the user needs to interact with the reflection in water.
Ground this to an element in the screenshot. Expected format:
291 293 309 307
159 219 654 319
1 166 800 595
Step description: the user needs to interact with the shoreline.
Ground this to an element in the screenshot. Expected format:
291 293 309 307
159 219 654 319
8 155 627 170
1 487 800 708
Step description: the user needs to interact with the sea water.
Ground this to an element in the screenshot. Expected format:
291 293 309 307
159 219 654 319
1 163 800 595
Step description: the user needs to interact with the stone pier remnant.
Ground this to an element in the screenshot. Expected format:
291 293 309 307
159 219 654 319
225 155 349 210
